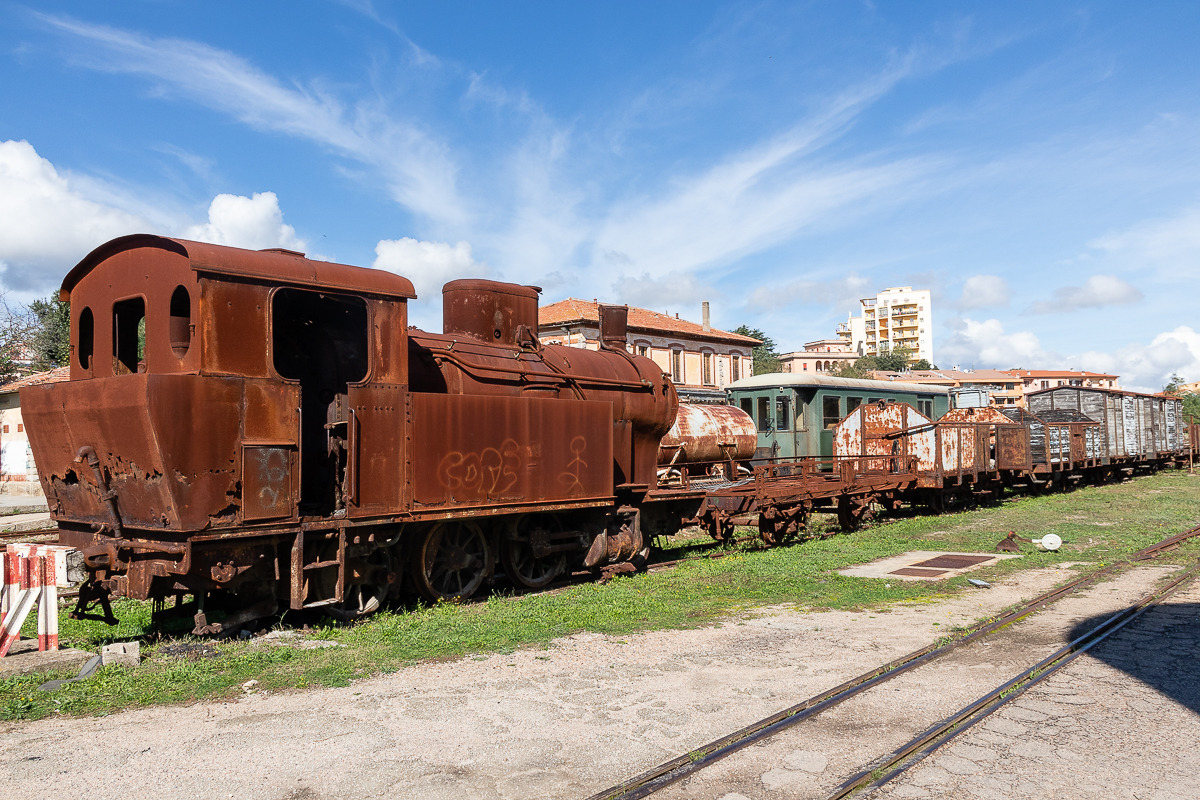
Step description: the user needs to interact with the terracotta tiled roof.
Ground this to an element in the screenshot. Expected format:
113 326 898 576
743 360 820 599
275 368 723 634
538 298 761 346
0 366 70 394
1006 369 1118 379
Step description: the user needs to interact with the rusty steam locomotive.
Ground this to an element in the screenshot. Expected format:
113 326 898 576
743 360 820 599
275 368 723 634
22 235 706 632
21 235 1197 634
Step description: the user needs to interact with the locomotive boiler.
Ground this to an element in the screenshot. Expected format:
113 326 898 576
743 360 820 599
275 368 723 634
21 235 700 632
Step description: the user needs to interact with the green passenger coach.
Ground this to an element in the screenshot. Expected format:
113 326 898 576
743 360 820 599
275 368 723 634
724 374 951 459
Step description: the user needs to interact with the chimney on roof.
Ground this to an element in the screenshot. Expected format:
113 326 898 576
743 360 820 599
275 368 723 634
702 301 710 331
675 313 679 319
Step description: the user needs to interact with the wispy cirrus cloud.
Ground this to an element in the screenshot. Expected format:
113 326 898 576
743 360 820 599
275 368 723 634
36 12 465 227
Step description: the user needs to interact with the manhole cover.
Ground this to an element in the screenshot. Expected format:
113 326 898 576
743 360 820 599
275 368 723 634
890 567 949 577
912 554 994 570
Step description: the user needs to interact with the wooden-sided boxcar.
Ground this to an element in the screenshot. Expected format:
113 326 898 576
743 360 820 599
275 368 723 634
725 374 950 459
1026 386 1185 468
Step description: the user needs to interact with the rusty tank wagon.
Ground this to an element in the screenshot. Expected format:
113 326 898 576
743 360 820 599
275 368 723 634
21 235 702 632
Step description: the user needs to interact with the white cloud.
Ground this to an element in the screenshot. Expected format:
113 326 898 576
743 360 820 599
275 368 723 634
1028 275 1143 314
612 271 716 311
1078 326 1200 392
40 13 465 227
744 274 872 314
957 274 1010 310
1090 208 1200 270
183 192 306 252
372 238 488 324
938 317 1058 370
0 140 147 291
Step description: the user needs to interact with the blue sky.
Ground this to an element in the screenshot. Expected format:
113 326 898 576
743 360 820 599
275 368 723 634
2 1 1199 389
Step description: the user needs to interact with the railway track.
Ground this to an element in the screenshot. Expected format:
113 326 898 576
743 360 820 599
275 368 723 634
584 523 1200 800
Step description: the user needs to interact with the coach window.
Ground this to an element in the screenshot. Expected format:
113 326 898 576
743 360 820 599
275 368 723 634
112 297 146 375
846 396 862 414
776 397 791 431
741 398 753 419
169 286 191 358
77 307 94 370
757 397 770 432
917 397 934 417
822 396 841 429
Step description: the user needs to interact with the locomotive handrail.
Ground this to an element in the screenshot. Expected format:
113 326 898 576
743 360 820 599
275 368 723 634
431 350 654 391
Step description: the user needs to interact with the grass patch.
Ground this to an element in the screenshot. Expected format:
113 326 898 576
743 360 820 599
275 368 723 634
3 470 1199 721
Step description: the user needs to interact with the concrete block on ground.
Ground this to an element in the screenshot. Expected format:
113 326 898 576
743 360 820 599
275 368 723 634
0 638 94 678
101 641 141 668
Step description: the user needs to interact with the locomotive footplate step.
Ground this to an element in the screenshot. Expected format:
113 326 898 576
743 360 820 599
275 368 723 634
838 550 1022 581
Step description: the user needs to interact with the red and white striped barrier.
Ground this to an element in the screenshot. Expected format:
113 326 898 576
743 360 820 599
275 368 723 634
1 544 76 657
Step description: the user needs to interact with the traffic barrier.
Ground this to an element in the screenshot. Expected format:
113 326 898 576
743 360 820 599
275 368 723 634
0 544 77 657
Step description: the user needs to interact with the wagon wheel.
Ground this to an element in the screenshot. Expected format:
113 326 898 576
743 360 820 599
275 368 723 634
411 520 491 602
838 496 875 532
501 515 568 590
326 546 393 621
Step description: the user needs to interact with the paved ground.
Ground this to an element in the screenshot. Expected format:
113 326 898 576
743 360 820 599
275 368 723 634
1 563 1195 800
875 582 1200 800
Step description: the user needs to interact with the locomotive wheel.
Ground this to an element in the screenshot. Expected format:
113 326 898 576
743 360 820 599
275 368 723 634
501 515 568 590
327 547 392 621
411 520 491 602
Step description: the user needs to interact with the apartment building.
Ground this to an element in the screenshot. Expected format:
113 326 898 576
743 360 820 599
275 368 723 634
778 339 859 374
538 299 760 403
1007 370 1119 401
836 286 933 364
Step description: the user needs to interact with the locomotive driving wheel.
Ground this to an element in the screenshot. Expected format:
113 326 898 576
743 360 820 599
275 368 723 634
501 514 569 590
411 520 491 602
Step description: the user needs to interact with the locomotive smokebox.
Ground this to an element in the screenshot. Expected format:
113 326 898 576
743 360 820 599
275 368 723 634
443 279 541 346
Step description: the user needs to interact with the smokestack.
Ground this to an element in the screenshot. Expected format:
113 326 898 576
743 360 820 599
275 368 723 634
702 301 710 332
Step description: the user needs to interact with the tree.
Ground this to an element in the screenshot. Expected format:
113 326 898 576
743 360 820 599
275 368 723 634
911 358 937 371
28 294 71 371
829 360 872 379
870 345 915 373
1165 373 1200 424
733 325 781 375
0 294 35 385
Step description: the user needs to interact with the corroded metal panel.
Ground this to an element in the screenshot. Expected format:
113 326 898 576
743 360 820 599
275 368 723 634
410 393 614 507
997 426 1031 471
22 374 242 531
242 446 293 520
347 384 407 516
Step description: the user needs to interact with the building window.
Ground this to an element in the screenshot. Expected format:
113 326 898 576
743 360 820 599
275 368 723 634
1 425 7 433
776 397 791 431
671 349 683 383
16 424 22 432
637 345 648 357
815 361 822 372
803 362 808 371
1041 381 1049 389
702 352 714 385
731 354 740 380
823 396 841 429
757 397 771 432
